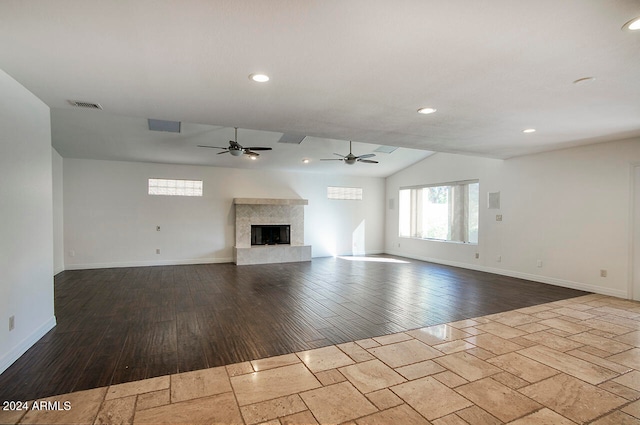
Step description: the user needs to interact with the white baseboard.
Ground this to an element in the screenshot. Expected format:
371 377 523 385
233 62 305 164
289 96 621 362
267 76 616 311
65 257 234 270
66 252 388 270
0 316 56 375
384 250 628 299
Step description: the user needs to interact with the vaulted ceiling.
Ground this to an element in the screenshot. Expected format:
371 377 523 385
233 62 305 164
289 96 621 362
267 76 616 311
1 1 639 176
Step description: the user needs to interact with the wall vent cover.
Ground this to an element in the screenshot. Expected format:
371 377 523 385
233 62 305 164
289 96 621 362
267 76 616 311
68 100 103 110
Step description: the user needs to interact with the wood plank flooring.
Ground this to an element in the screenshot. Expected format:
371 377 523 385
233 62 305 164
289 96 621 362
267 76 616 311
0 256 589 403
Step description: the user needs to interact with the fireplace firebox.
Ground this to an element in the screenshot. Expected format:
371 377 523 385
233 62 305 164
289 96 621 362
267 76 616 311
251 225 290 246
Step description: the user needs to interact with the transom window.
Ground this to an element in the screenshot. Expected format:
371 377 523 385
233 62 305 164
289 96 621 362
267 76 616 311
148 179 203 196
399 180 479 243
327 186 363 200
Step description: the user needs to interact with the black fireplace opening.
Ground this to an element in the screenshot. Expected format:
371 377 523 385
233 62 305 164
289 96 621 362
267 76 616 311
251 225 291 245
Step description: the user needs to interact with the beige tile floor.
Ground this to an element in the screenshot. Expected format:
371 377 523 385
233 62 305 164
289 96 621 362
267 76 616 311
2 294 640 425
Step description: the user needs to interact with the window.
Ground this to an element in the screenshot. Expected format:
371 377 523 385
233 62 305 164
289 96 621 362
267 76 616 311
399 180 479 243
148 179 203 196
327 186 363 200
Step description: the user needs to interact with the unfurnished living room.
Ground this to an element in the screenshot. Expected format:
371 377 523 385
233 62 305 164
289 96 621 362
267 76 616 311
1 2 640 424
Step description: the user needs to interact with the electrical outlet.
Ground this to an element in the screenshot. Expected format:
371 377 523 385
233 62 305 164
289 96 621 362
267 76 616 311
600 269 607 278
9 315 15 331
69 249 75 257
475 253 480 259
496 255 501 262
536 260 543 268
496 214 503 221
156 249 160 254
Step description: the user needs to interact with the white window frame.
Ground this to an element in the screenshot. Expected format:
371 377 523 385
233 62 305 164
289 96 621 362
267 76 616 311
327 186 363 200
399 179 479 244
148 178 203 197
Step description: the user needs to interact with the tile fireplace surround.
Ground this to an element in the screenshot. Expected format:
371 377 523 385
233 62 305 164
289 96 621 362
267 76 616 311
233 198 312 265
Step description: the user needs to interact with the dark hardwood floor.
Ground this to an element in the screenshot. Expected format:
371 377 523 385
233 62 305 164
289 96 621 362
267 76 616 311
0 256 589 402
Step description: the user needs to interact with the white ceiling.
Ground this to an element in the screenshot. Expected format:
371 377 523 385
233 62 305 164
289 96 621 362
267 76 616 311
1 1 639 175
50 108 432 177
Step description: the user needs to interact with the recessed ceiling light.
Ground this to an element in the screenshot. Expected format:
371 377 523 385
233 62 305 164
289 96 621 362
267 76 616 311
249 155 258 160
523 128 536 133
302 158 310 164
573 77 596 85
249 73 270 82
622 16 640 31
417 107 437 115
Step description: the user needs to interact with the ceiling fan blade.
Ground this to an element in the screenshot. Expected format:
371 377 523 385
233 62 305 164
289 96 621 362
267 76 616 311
333 153 346 158
357 153 376 159
244 150 260 156
245 147 272 151
217 150 230 155
358 159 379 163
197 145 227 149
320 158 344 161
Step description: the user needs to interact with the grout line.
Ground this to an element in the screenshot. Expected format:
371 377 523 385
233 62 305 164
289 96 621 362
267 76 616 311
7 294 639 425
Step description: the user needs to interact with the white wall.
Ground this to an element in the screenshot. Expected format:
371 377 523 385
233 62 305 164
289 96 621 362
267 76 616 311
0 69 56 374
52 148 64 274
63 158 385 269
386 138 640 298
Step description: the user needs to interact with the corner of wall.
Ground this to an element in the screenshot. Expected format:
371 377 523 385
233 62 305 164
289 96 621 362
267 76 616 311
0 317 56 375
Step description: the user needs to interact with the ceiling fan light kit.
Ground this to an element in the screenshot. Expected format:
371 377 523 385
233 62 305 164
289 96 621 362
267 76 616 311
198 127 272 159
321 141 379 165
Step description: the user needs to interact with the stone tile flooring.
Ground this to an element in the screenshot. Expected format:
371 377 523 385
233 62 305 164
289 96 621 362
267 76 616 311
2 293 639 424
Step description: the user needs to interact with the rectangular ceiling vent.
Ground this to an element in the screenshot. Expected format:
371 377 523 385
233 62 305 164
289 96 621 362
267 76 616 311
68 100 103 110
148 119 181 133
278 133 307 144
374 145 399 154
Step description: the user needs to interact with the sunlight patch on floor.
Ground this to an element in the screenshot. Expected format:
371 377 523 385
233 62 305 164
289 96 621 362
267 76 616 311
338 256 410 264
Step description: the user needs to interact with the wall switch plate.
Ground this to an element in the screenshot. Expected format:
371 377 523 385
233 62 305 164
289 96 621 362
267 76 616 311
600 269 607 277
156 226 161 231
9 315 15 331
156 249 160 254
475 253 480 259
496 214 503 221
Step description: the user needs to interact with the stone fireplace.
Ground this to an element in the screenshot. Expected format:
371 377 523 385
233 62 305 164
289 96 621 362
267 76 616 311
233 198 311 265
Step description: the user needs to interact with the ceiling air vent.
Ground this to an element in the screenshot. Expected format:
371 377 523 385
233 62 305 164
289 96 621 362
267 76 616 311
68 100 103 110
374 145 399 154
148 119 181 133
278 133 307 144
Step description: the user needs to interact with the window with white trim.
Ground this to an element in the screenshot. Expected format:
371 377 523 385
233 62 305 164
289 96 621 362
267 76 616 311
399 180 479 243
148 179 203 196
327 186 363 200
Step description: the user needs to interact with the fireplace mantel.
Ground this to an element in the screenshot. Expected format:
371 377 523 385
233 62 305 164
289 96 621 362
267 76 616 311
234 198 308 206
233 198 311 265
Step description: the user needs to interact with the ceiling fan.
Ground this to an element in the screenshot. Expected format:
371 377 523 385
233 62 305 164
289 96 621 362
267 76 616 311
321 141 378 165
198 127 272 158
